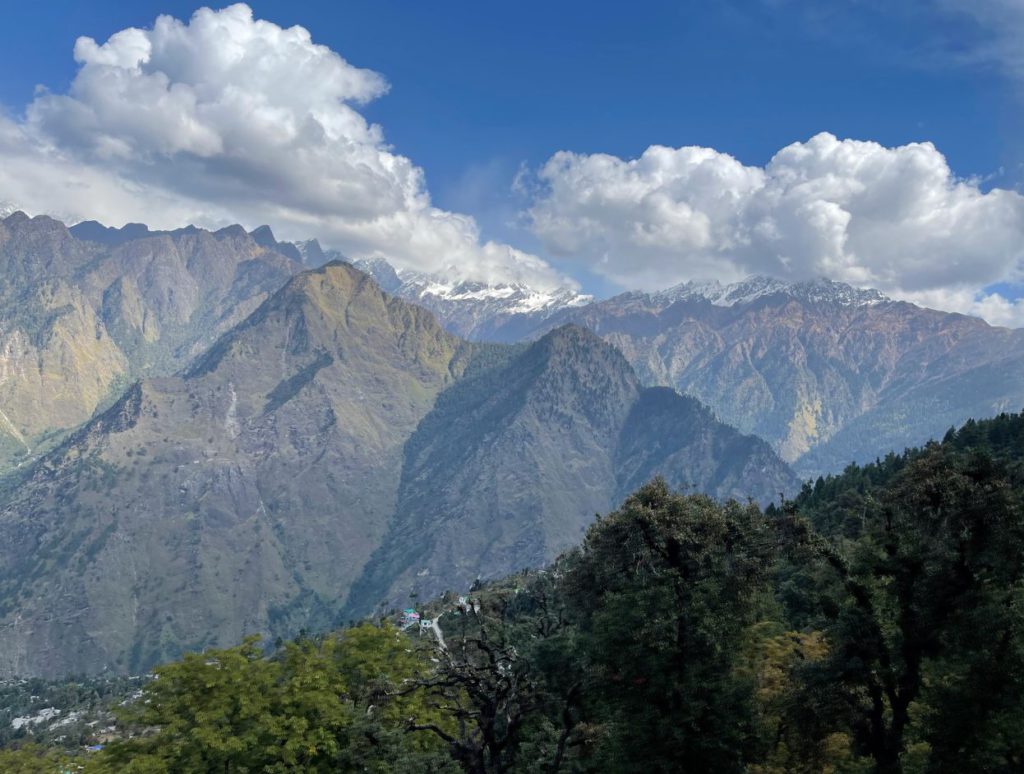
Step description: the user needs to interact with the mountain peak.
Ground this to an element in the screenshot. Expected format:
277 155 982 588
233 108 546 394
192 259 455 374
537 322 605 349
249 224 277 246
655 274 890 308
0 212 75 248
352 256 592 341
294 238 327 266
214 224 249 240
526 323 639 396
0 202 23 220
1 210 30 227
69 220 154 245
352 257 403 293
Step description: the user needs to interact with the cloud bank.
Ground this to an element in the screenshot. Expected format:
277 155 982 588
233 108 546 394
2 3 1023 326
0 4 571 290
527 133 1024 325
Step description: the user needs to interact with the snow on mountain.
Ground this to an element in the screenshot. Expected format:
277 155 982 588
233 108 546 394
353 257 403 293
655 276 890 308
0 202 21 219
353 257 591 341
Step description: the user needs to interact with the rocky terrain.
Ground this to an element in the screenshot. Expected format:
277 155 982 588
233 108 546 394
350 260 1024 476
0 262 794 677
349 325 793 614
535 278 1024 475
0 212 300 470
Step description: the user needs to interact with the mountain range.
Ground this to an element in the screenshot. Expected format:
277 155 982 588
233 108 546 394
0 255 793 677
0 212 298 471
357 257 1024 476
538 278 1024 475
0 211 1021 676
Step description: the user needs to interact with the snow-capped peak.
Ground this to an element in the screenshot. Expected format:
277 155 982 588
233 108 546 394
397 272 590 314
352 257 403 293
655 276 889 308
0 201 22 220
352 257 591 339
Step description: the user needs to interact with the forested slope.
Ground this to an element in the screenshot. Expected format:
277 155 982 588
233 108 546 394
5 413 1022 772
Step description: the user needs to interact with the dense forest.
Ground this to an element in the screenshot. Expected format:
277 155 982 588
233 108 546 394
2 412 1023 773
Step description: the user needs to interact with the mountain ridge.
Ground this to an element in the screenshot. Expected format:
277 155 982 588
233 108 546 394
342 256 1024 476
0 262 794 677
0 212 300 471
348 322 796 615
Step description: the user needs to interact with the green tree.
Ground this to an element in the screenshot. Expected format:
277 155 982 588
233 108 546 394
560 479 773 773
0 744 80 773
780 441 1024 772
96 625 454 773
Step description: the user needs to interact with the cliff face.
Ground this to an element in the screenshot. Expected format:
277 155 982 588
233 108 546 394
0 213 300 470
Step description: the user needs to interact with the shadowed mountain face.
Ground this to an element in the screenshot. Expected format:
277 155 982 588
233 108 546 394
531 281 1024 476
353 259 1024 476
0 213 299 471
346 326 797 616
0 264 794 677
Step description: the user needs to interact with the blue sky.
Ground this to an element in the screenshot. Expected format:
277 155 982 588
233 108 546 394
3 2 1020 189
1 1 1023 321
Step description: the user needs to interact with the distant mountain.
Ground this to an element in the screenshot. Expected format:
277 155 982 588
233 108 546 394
68 220 176 246
535 277 1024 475
0 213 299 470
0 263 794 677
651 275 889 308
342 264 1024 475
354 257 591 341
293 238 329 267
3 214 1016 480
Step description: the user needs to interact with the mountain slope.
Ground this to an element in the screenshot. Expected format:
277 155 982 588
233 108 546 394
347 263 1024 476
534 278 1024 475
0 266 795 677
0 213 300 470
348 325 796 614
0 262 471 677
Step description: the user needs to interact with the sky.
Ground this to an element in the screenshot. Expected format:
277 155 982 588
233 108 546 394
1 1 1024 323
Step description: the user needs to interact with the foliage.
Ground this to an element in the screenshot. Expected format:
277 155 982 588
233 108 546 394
5 412 1024 772
94 625 454 773
556 482 773 772
771 412 1024 773
0 743 81 773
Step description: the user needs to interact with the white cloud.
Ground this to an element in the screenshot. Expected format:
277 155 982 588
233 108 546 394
900 287 1024 329
4 4 1022 326
0 4 572 291
527 132 1024 324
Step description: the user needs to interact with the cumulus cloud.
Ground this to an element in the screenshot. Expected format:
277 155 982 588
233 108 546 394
3 4 1022 326
527 132 1024 324
0 4 572 290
